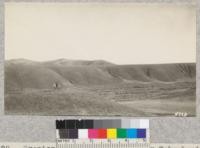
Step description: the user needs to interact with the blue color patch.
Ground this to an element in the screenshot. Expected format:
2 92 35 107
127 129 137 138
137 129 146 138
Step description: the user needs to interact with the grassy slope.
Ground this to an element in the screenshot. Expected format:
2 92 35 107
5 59 195 90
4 59 196 116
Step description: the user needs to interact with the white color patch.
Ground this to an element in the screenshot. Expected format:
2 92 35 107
139 119 149 128
78 129 88 139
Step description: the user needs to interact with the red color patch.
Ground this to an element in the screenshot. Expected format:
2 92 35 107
98 129 107 139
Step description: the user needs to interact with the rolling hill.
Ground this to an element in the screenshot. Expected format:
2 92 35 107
5 59 196 91
4 59 196 116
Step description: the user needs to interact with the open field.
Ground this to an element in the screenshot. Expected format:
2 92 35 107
5 59 196 116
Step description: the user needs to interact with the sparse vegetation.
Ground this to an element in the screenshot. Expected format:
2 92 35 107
4 59 196 116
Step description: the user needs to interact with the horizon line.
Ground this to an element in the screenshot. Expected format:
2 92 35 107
5 58 196 65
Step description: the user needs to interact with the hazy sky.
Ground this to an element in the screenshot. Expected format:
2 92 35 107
5 3 196 64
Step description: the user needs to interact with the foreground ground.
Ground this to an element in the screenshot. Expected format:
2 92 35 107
5 80 195 116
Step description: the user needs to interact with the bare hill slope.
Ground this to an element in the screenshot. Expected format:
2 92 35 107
5 59 196 91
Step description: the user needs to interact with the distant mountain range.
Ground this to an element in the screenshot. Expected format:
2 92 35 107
5 59 196 91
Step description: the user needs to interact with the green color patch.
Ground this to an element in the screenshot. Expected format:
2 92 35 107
117 128 127 138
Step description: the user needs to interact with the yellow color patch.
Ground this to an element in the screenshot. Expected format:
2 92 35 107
107 128 117 139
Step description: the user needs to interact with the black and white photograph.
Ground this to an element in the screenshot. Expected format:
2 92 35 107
5 3 196 116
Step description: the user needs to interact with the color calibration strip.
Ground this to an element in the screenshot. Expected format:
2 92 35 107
58 128 146 139
56 119 149 139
